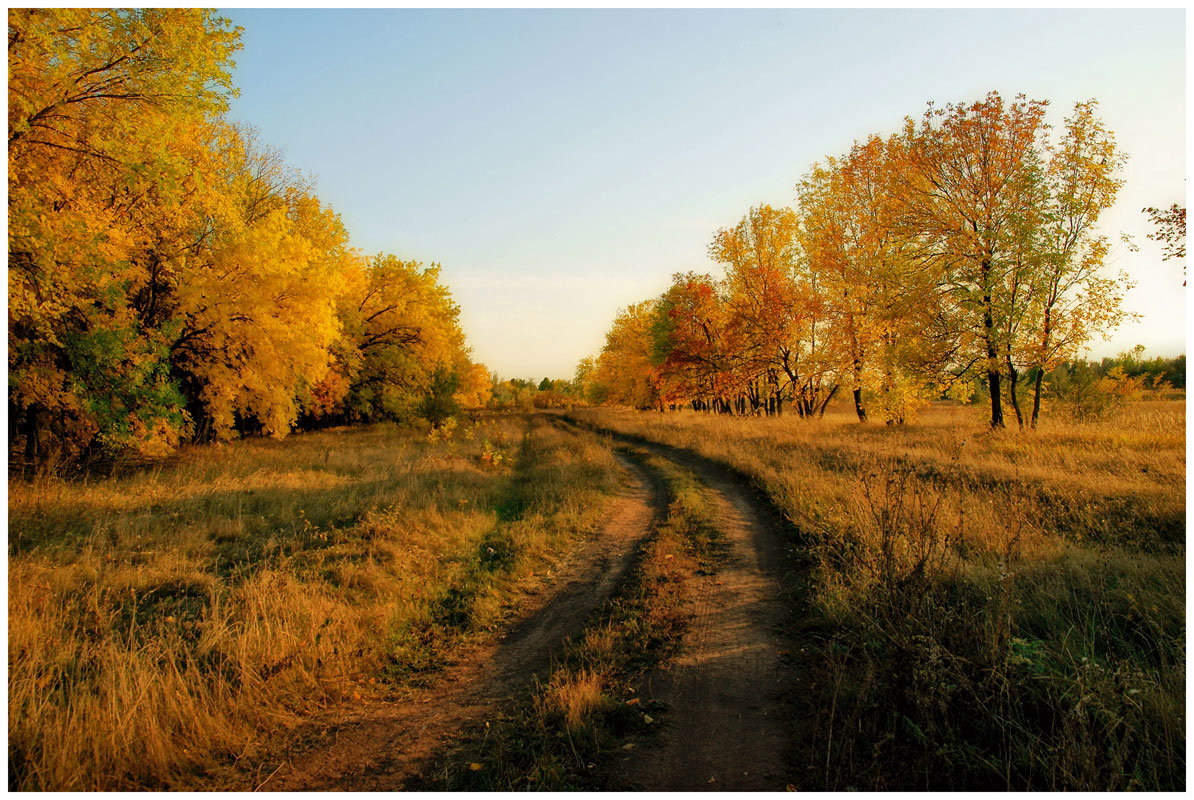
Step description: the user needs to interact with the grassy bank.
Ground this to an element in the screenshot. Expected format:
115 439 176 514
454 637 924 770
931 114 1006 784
8 414 623 790
424 448 725 790
568 401 1185 790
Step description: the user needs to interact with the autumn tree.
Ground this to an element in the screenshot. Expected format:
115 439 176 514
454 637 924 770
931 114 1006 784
592 301 664 409
336 254 468 422
9 10 488 462
900 92 1050 428
9 9 241 459
709 204 802 414
454 361 493 409
652 273 746 412
1143 203 1186 285
1024 100 1130 426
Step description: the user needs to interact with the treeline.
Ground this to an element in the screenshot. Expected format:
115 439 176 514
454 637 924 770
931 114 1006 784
488 377 586 411
580 92 1134 428
1092 347 1185 390
9 10 489 465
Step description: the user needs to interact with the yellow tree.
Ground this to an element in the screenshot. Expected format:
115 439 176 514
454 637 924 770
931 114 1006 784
593 301 664 410
900 92 1050 428
9 8 241 458
454 361 493 409
171 178 354 439
336 254 467 422
1026 100 1130 426
798 158 884 421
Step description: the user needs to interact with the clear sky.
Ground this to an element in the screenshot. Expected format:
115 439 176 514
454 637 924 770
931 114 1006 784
220 8 1186 381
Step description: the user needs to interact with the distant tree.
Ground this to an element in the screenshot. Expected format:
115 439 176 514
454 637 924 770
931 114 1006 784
538 377 552 391
337 255 466 423
453 362 492 409
593 301 664 410
710 204 802 415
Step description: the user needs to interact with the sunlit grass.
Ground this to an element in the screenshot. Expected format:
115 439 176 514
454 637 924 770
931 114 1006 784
569 399 1185 790
8 414 623 790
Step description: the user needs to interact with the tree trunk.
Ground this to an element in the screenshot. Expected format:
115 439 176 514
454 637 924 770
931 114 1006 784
817 384 839 417
982 257 1005 429
852 356 866 422
987 368 1004 428
853 388 867 422
1005 354 1023 429
1031 368 1044 428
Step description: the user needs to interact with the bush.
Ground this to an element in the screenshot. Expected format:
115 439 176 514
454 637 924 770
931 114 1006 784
420 367 461 428
1047 363 1143 421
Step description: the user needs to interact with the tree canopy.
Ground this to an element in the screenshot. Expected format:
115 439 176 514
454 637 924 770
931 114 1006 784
9 10 488 464
584 92 1132 428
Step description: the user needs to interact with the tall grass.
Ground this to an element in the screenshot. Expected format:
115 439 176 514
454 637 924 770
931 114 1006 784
9 414 623 790
569 400 1185 790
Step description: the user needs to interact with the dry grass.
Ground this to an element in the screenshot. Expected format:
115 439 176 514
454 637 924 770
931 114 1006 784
569 399 1185 790
8 414 623 790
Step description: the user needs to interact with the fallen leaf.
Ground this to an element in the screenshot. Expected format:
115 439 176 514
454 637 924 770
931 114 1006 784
622 743 636 751
469 763 483 771
642 714 654 724
626 698 640 706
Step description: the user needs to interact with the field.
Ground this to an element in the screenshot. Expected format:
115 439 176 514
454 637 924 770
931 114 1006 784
569 399 1186 790
8 401 1186 790
8 415 625 790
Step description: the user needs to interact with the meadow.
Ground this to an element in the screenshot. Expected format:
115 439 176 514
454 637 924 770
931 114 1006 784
7 401 1185 790
569 399 1186 790
8 414 624 790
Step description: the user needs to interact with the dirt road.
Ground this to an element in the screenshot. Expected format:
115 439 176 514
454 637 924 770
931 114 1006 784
247 452 662 790
232 418 807 791
562 419 805 791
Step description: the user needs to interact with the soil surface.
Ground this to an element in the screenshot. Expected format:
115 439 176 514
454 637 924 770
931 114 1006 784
242 451 663 791
571 423 806 791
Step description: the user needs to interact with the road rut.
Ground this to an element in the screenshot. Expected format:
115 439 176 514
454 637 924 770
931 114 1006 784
248 452 662 791
561 418 804 791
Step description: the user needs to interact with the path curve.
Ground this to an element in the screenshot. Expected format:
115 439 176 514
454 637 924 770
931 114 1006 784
558 416 806 791
250 451 663 791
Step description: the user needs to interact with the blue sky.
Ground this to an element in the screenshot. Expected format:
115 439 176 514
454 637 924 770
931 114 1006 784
221 8 1186 380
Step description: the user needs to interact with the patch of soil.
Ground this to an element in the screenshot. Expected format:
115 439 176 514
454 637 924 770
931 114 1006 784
605 446 804 790
229 452 662 791
556 416 812 791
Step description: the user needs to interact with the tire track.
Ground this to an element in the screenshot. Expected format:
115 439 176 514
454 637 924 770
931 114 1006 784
241 451 663 791
558 416 805 791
